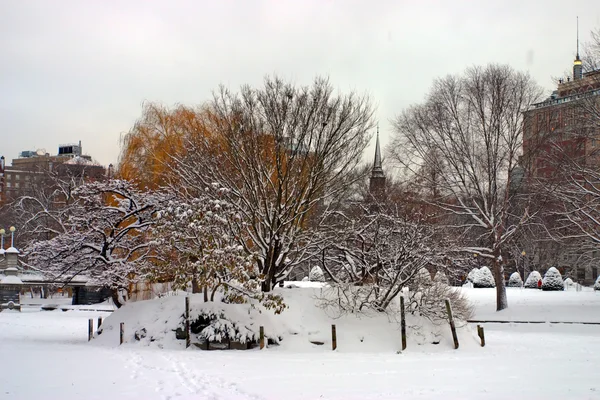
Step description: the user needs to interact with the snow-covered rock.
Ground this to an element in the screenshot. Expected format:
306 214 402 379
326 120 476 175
473 266 495 288
542 267 564 291
309 266 325 282
524 271 542 288
594 276 600 291
507 272 523 287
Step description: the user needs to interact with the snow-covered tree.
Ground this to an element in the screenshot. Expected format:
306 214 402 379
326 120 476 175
389 64 543 310
473 266 495 288
508 272 523 287
169 76 375 292
309 266 325 282
154 192 281 307
524 271 542 288
542 267 564 291
595 275 600 290
23 180 162 307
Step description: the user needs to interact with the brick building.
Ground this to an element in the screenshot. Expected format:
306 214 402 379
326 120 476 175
0 141 107 206
521 46 600 284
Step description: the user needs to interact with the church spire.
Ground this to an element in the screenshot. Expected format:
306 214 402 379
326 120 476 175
369 124 386 201
371 125 384 179
573 16 583 80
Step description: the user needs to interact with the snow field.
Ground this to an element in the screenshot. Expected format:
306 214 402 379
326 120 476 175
1 286 600 399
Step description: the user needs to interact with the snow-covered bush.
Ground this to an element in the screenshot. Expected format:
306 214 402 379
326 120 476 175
508 272 523 287
406 273 474 323
542 267 564 291
433 271 449 285
309 266 325 282
467 268 480 283
524 271 542 288
473 266 495 288
563 278 575 289
595 276 600 291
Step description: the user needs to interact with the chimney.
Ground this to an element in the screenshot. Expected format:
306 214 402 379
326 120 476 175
0 156 4 171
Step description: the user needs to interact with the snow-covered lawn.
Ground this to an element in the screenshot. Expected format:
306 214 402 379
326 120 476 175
1 288 600 399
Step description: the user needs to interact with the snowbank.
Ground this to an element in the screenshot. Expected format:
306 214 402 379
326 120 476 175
94 285 477 352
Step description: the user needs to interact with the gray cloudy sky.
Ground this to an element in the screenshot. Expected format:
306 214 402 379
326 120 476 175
1 0 599 167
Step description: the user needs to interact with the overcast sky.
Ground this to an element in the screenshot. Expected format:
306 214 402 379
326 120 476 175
1 0 599 167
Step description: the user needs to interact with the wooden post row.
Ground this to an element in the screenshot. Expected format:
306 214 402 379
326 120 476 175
445 299 459 349
259 326 265 349
331 324 337 351
120 322 125 345
88 319 93 341
400 296 407 351
185 296 191 348
477 324 486 347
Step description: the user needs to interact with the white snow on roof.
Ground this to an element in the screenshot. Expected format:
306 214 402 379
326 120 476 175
1 275 23 284
63 156 102 167
5 247 19 254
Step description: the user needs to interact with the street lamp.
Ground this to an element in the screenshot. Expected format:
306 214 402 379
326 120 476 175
9 226 15 247
0 228 4 249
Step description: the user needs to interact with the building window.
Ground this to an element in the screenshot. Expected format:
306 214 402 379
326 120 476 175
15 182 20 188
6 182 11 188
15 174 20 180
6 173 11 180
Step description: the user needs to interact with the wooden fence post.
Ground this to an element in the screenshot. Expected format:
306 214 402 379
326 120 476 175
185 296 191 348
445 299 459 349
88 319 93 341
97 317 103 330
259 326 265 349
331 324 337 351
120 322 125 345
400 296 407 351
477 324 486 347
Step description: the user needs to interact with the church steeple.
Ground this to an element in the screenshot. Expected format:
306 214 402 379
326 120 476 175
371 126 384 179
369 125 386 200
573 16 583 80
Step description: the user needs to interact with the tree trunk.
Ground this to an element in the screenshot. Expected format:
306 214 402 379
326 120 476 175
111 288 123 309
191 277 201 294
492 258 508 311
203 286 208 302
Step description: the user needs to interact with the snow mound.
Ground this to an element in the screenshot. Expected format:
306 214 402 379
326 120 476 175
542 267 564 291
594 276 600 291
473 266 495 288
524 271 542 288
92 286 478 353
507 272 523 287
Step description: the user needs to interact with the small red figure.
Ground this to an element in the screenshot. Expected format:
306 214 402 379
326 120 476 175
537 279 542 290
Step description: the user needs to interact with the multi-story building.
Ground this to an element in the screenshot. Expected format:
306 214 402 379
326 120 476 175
0 141 107 206
521 47 600 284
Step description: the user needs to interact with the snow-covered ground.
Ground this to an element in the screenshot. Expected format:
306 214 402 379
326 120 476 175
1 287 600 399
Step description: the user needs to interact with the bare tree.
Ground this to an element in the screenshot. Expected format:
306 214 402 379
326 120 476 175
172 76 375 292
315 205 439 312
389 64 543 311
